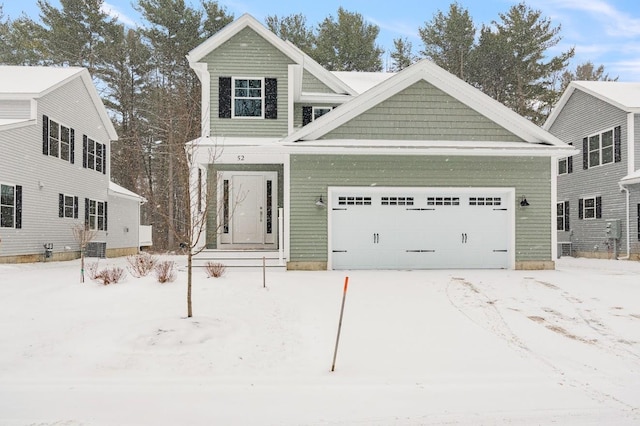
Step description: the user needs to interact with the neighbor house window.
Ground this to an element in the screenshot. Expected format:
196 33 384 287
583 126 621 169
557 201 570 231
83 136 106 173
579 196 602 220
42 116 74 163
59 194 78 219
85 198 107 231
1 183 21 228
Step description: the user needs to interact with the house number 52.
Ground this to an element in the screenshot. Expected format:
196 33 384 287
237 155 245 161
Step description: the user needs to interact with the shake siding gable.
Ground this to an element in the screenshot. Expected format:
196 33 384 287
202 27 290 137
323 80 523 142
289 154 551 264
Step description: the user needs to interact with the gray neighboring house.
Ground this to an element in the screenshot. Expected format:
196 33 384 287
544 81 640 260
186 14 574 271
0 66 147 263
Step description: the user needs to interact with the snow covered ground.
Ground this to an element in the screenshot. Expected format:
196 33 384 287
0 256 639 425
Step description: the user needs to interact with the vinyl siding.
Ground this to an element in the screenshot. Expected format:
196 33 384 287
106 194 140 250
548 89 630 255
0 76 112 259
0 100 31 119
201 27 291 138
289 154 551 263
323 80 524 142
635 113 640 172
302 70 335 93
293 102 338 130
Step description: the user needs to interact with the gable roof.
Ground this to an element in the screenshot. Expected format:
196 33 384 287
187 13 356 96
284 59 566 146
0 65 117 140
544 81 640 130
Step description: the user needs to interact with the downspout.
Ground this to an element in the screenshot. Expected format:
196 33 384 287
619 182 630 260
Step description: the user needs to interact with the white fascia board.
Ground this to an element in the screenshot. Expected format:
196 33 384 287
0 118 35 130
190 62 210 137
298 92 353 104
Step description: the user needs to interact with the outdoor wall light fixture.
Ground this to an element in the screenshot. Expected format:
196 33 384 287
520 196 530 207
315 195 326 208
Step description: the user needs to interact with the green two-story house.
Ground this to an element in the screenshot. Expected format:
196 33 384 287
186 14 573 270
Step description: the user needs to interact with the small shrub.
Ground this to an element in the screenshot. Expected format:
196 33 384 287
127 252 158 277
86 261 100 280
94 266 126 285
155 260 176 283
205 261 226 278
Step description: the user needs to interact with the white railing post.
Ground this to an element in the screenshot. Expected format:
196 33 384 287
278 208 284 266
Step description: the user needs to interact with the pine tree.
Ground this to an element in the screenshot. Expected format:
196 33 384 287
314 7 383 71
419 2 475 80
265 13 316 54
389 37 416 72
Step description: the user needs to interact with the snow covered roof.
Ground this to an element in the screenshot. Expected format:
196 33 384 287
0 65 118 141
109 181 146 203
331 71 396 94
620 169 640 186
544 81 640 130
0 66 84 97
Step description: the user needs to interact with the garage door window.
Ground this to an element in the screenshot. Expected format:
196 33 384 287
381 196 414 206
427 196 460 206
469 197 501 206
338 196 371 206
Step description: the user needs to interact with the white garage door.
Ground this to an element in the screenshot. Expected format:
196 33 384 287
329 187 514 270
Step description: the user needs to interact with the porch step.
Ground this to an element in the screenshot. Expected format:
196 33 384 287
192 250 286 268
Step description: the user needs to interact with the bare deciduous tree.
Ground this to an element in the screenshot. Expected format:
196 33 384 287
72 223 98 283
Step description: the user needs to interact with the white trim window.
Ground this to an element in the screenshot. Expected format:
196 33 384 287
233 77 263 118
43 116 74 163
83 136 106 173
85 198 107 231
59 194 78 219
579 196 601 220
583 127 620 169
313 106 333 121
557 201 570 231
1 183 21 228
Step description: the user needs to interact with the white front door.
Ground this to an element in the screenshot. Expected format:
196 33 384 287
218 172 277 248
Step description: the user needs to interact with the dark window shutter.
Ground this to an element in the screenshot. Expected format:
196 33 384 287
579 198 584 219
219 77 231 118
84 198 89 228
614 126 621 163
74 196 78 219
637 204 640 241
70 129 75 164
59 194 64 218
42 115 49 155
265 78 277 119
302 106 312 126
567 156 573 174
83 135 88 168
15 185 22 229
596 196 602 219
582 137 588 169
564 201 570 231
102 144 107 175
104 202 108 231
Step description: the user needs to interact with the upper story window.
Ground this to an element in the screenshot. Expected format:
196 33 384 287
302 106 336 126
583 126 621 169
1 183 22 229
219 77 277 120
558 143 573 175
83 136 106 174
43 115 74 163
234 78 263 117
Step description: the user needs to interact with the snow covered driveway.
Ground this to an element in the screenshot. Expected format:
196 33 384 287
0 257 639 425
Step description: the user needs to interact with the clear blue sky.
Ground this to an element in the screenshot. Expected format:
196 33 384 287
3 0 640 81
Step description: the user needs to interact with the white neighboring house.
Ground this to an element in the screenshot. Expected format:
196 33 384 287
0 65 148 263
